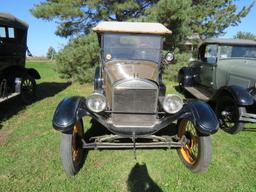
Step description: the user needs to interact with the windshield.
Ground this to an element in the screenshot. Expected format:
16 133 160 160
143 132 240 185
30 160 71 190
103 33 162 63
220 45 256 59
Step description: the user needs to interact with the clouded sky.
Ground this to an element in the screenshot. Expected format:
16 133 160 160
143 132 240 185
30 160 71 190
0 0 255 56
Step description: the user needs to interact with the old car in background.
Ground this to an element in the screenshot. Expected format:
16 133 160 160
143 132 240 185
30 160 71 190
178 38 256 134
53 22 219 176
0 13 40 104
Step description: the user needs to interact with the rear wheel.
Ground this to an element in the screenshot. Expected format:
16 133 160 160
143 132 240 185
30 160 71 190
216 96 245 134
177 119 212 173
60 119 86 176
20 74 36 104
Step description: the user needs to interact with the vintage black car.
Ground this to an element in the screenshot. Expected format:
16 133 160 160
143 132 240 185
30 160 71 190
178 39 256 134
0 13 40 104
53 22 219 176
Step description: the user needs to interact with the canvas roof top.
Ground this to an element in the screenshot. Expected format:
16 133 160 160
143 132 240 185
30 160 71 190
202 38 256 46
93 21 172 35
0 12 28 29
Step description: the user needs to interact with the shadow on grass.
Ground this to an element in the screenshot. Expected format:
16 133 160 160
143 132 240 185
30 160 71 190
81 121 176 191
127 163 163 192
0 82 71 129
243 128 256 132
83 119 111 142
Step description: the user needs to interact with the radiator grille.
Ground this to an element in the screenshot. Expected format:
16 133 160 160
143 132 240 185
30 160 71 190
112 80 158 126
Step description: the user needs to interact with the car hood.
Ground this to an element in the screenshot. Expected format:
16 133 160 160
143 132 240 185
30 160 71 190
104 60 159 84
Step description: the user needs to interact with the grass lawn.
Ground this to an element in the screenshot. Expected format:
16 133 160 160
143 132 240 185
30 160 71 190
0 61 256 192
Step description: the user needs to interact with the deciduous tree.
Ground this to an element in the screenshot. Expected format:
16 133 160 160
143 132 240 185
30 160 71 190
47 46 56 60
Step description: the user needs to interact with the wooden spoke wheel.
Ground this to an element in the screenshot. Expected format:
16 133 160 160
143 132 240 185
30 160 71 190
60 119 86 176
177 119 212 173
20 74 36 104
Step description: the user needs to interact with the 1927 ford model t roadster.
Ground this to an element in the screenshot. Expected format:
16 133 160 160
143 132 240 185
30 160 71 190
178 39 256 134
0 13 40 104
53 22 219 176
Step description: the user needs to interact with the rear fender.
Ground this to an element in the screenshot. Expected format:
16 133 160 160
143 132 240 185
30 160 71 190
180 100 219 135
26 68 41 79
52 96 89 134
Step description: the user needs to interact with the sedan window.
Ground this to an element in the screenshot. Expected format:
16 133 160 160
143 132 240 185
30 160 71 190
203 44 218 64
8 27 15 38
0 27 6 38
220 45 256 59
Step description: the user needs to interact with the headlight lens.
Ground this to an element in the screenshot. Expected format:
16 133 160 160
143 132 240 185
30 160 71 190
163 94 183 114
86 93 107 113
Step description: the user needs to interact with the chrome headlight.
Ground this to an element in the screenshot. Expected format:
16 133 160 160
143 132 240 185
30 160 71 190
163 94 183 114
86 92 107 113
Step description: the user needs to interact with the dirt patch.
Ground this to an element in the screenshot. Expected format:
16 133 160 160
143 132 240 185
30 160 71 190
0 129 11 146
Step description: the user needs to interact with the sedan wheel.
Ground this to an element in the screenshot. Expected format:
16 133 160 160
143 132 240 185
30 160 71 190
60 119 86 176
177 119 212 173
216 96 245 134
20 74 36 104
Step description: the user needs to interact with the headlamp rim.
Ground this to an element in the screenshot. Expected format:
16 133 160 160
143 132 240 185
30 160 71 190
86 92 107 113
163 94 183 114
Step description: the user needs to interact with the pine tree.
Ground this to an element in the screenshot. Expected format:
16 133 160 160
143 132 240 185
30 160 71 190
31 0 254 83
234 31 256 41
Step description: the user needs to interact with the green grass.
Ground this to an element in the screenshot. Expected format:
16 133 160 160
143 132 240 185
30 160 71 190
0 61 256 192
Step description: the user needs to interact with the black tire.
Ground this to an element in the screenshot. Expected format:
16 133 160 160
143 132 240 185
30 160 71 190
60 119 86 176
177 119 212 173
216 96 245 134
20 74 36 104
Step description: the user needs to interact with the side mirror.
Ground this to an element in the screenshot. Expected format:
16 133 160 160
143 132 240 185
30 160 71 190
27 48 33 57
164 52 175 64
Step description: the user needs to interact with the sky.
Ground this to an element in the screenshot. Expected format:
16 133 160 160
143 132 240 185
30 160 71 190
0 0 255 56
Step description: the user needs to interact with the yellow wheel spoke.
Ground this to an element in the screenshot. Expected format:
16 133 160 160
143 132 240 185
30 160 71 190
178 119 199 165
71 121 84 163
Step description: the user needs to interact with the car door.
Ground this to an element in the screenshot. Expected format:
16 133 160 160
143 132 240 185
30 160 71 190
0 26 8 71
0 26 7 57
198 44 217 89
0 26 17 57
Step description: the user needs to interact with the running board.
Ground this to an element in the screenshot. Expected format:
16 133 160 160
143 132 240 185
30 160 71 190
240 112 256 123
0 92 20 103
185 86 211 101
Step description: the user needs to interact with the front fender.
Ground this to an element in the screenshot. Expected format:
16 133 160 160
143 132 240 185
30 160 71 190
52 96 88 133
178 67 197 86
214 85 254 106
181 100 219 135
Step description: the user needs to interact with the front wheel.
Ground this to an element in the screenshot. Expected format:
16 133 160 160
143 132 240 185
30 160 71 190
60 119 86 176
216 96 245 134
177 119 212 173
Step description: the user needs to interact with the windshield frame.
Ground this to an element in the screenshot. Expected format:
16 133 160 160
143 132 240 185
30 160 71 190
101 32 164 64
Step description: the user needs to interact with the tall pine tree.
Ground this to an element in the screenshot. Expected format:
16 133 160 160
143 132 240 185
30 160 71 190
31 0 254 83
